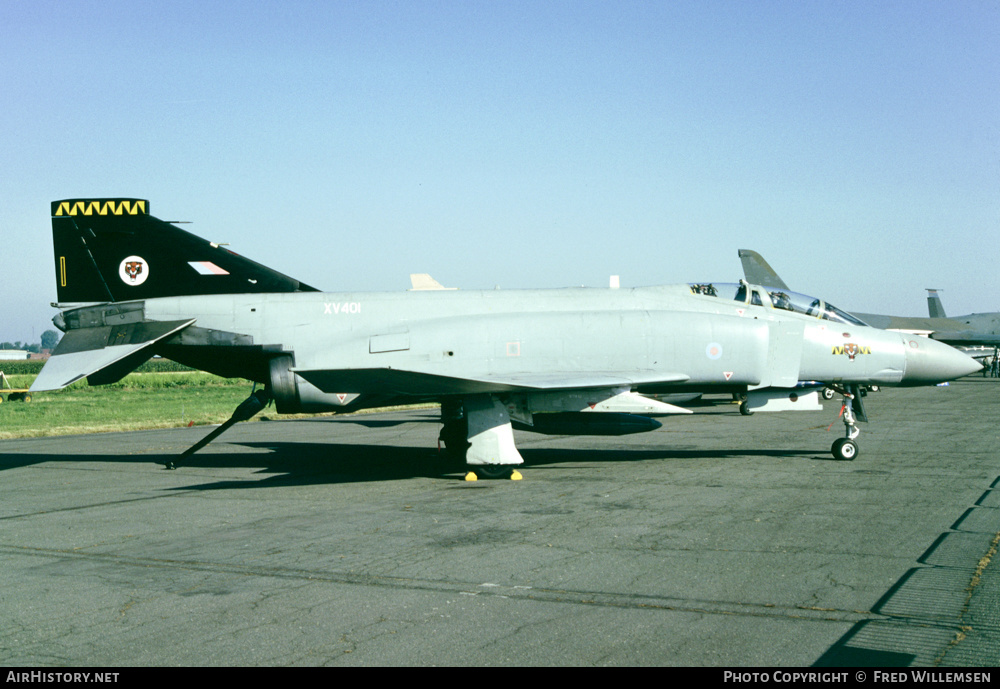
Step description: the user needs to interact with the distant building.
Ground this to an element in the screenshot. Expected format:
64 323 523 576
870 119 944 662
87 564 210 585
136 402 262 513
0 350 30 361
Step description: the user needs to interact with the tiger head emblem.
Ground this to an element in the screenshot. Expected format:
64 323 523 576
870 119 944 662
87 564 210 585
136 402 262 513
118 255 149 286
124 260 143 282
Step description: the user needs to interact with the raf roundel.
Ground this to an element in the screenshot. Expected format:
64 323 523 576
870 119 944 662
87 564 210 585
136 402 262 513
119 255 149 286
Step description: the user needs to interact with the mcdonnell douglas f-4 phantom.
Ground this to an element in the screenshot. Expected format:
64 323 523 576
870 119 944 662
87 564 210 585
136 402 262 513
32 199 980 476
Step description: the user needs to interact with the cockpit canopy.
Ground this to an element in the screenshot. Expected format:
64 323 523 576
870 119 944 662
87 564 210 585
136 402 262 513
689 282 869 327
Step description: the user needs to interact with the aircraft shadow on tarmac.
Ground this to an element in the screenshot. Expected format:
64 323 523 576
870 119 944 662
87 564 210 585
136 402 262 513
0 437 824 485
180 440 823 488
174 442 820 489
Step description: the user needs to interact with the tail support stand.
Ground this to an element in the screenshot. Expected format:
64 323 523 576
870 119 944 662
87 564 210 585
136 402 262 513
166 388 271 469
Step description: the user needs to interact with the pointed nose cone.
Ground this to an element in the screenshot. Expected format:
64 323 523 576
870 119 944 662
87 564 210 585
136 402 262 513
902 337 982 385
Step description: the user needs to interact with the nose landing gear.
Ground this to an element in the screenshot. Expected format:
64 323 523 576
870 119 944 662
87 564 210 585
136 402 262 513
828 384 867 461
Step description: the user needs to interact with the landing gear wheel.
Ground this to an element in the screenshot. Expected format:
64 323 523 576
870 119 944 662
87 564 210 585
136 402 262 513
739 401 753 416
438 398 470 465
831 437 859 461
822 387 836 400
438 424 469 465
472 464 517 480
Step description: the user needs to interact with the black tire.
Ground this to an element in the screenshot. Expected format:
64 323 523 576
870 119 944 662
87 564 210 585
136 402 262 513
739 401 753 416
438 420 469 464
474 464 516 480
831 438 859 461
822 387 835 400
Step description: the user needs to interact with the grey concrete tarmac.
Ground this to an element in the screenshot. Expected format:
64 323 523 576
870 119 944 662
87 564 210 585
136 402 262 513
1 379 998 667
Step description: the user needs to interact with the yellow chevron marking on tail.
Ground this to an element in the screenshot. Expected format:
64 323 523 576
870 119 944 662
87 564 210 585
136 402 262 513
54 200 147 216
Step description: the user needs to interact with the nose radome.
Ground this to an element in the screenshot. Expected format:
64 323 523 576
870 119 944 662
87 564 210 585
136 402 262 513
902 336 982 385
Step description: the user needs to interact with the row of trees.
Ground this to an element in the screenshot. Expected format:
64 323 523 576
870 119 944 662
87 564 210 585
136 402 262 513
0 330 61 353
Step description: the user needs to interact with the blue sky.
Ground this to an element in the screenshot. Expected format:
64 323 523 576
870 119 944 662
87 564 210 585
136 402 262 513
2 0 997 343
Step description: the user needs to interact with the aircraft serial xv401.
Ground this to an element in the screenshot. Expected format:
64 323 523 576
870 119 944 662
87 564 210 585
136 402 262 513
32 199 980 475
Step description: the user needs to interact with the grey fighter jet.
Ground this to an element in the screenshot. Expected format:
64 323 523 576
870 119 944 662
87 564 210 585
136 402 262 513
31 200 980 476
739 249 1000 363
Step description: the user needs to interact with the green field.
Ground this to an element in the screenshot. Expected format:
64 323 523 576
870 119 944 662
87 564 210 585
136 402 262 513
1 365 436 439
1 370 287 439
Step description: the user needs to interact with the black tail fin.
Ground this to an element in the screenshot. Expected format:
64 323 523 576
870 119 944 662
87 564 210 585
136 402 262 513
51 198 318 303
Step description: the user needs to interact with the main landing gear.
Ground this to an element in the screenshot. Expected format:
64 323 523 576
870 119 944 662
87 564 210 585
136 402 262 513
438 397 524 481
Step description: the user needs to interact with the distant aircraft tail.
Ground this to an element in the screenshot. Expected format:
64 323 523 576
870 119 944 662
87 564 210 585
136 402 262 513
409 273 457 291
738 249 789 290
926 289 947 318
51 198 318 304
